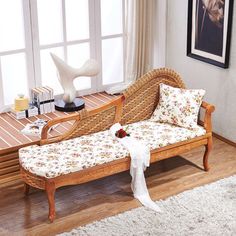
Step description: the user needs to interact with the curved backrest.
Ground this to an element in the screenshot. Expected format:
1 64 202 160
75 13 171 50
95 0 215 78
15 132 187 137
64 107 116 140
120 68 186 125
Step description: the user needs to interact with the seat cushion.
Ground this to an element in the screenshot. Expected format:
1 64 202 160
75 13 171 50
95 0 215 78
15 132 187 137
19 120 206 178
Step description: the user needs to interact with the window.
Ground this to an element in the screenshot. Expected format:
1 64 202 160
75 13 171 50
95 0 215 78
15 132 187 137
0 0 125 112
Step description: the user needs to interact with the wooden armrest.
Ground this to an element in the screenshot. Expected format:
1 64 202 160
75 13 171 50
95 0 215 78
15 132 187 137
40 112 83 145
40 95 124 145
200 101 215 133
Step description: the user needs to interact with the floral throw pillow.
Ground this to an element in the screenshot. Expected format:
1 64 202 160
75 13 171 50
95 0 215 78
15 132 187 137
150 83 205 129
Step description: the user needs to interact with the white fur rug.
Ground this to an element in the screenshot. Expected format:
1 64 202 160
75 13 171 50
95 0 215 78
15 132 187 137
59 175 236 236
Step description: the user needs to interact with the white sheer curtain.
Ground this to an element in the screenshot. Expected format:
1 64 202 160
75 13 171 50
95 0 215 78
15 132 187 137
106 0 155 94
125 0 154 82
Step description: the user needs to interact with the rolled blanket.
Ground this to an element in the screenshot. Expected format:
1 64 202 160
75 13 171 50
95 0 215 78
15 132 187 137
109 123 161 212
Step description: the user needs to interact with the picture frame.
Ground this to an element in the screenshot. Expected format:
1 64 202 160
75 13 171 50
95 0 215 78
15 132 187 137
187 0 234 68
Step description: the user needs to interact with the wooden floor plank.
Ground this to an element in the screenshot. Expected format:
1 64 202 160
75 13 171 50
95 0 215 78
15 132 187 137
0 137 235 235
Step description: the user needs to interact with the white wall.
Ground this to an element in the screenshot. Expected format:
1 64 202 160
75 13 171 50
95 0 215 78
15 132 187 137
165 0 236 142
153 0 167 68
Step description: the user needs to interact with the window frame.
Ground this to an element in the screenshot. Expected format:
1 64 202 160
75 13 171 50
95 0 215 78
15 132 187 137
0 0 35 112
0 0 125 112
94 0 126 92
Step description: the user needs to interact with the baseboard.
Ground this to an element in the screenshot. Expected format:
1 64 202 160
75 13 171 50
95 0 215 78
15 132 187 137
213 132 236 147
198 120 236 147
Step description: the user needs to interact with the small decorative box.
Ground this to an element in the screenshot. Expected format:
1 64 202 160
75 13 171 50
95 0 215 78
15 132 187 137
11 106 39 120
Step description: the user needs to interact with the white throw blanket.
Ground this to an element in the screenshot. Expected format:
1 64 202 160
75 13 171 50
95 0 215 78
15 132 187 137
110 123 161 212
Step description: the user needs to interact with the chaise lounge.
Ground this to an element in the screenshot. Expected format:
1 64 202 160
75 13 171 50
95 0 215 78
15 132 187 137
18 68 215 222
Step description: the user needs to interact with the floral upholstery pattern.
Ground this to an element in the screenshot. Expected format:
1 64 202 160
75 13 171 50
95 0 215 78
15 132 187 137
150 83 205 129
19 120 206 178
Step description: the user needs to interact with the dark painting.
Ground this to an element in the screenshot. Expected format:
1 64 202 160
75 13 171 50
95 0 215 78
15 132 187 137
187 0 233 68
195 0 224 56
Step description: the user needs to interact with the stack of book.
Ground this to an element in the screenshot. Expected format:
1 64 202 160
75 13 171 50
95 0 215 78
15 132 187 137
11 105 39 119
31 86 55 114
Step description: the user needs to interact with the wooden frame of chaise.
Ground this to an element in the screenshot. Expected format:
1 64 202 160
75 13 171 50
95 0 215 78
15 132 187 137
19 70 215 222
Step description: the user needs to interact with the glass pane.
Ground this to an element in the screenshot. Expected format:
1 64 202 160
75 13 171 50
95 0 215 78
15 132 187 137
40 47 64 95
102 37 123 85
67 43 91 90
101 0 123 36
65 0 89 41
0 0 25 51
1 53 28 105
37 0 63 45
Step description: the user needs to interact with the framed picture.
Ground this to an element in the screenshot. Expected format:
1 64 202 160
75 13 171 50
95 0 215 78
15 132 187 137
187 0 234 68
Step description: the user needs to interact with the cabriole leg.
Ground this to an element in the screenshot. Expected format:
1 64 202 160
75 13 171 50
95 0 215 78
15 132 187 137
203 136 213 171
46 181 56 222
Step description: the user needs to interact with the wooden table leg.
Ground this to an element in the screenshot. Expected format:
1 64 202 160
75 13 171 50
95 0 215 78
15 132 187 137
46 181 56 222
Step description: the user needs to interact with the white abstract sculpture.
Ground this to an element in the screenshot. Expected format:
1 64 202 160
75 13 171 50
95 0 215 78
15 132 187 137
50 53 99 103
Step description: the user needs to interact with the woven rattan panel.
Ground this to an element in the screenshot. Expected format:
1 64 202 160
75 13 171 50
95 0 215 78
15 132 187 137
120 68 186 125
21 170 45 189
64 106 116 140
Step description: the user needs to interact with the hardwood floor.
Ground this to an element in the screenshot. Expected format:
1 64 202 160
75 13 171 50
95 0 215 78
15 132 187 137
0 137 236 236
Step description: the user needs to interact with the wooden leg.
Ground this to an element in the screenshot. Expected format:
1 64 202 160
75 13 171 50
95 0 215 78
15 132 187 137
46 181 56 223
24 183 30 196
203 137 213 172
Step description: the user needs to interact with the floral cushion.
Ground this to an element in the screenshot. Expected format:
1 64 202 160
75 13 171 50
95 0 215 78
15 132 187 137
150 83 205 129
19 120 206 178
